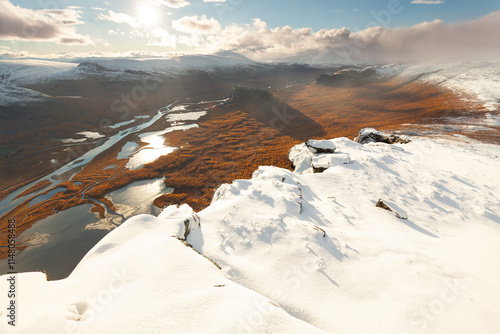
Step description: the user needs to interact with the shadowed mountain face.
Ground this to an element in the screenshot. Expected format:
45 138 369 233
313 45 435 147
316 68 380 88
224 85 326 141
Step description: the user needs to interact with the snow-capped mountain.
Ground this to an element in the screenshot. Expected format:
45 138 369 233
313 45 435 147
314 59 500 112
0 52 263 107
75 51 259 75
0 59 77 86
1 53 499 111
0 52 259 86
399 60 500 111
369 59 500 111
2 131 499 333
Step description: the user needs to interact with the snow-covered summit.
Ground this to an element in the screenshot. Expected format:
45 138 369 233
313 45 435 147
2 133 499 333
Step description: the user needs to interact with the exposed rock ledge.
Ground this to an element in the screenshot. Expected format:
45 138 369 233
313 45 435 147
305 139 337 154
290 139 351 174
354 128 411 145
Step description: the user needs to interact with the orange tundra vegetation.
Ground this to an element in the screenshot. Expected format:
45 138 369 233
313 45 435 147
13 180 53 200
86 104 302 211
0 170 54 202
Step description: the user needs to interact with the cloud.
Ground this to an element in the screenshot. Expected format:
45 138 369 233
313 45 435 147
37 9 84 25
203 11 500 64
98 10 139 29
0 49 30 59
148 28 177 48
0 0 90 44
162 0 190 8
58 37 90 44
411 0 445 4
0 49 184 61
172 15 221 35
252 18 267 30
177 34 204 47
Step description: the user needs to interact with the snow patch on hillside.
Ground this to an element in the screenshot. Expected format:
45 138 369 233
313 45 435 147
0 81 51 106
375 60 500 111
0 59 77 85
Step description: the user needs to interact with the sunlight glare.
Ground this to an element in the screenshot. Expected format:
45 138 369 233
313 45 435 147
138 6 158 26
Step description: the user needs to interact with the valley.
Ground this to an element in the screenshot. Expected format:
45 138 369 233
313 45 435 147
1 65 493 279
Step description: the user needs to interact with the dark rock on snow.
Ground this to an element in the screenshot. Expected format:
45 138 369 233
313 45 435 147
354 128 410 145
305 139 336 154
376 199 408 220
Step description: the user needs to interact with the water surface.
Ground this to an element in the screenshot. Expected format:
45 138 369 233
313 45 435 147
0 205 107 280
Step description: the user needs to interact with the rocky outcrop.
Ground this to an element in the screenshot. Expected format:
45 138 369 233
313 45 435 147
305 139 336 154
77 62 114 73
158 204 201 240
289 139 351 174
376 199 408 220
311 154 351 173
354 128 411 145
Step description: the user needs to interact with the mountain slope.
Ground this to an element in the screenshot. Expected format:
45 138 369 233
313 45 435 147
2 132 499 333
374 60 500 112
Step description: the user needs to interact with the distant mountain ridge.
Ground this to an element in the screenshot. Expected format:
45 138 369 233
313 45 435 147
1 53 498 111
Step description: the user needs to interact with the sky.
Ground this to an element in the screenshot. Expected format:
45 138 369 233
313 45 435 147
0 0 499 63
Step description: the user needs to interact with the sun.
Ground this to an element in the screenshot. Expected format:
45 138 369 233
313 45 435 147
138 6 159 27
